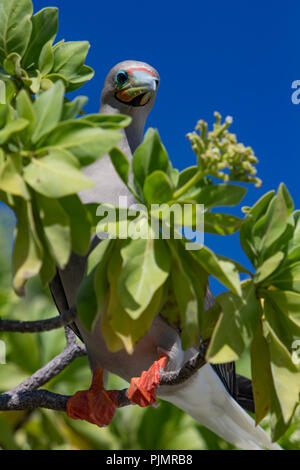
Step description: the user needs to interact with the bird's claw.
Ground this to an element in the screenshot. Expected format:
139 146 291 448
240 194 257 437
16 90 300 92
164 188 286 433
127 353 168 407
66 367 118 427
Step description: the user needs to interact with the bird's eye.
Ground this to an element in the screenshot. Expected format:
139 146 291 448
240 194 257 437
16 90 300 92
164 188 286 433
116 70 129 86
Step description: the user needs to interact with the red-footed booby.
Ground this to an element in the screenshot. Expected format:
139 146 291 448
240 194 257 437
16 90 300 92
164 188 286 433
50 61 281 450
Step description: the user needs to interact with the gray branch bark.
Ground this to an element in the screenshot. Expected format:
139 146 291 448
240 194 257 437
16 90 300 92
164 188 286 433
0 307 77 332
0 307 207 413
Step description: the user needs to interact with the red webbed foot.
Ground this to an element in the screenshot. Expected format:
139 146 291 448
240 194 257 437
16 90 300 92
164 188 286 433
66 367 118 427
127 352 169 407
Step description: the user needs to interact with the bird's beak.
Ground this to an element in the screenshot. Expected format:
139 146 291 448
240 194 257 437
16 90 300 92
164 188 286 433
115 70 159 107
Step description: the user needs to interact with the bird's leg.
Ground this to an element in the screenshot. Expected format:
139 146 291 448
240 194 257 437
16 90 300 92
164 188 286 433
127 350 169 407
66 367 118 427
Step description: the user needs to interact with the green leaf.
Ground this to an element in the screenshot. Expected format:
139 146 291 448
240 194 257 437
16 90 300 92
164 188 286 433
245 190 275 220
240 216 257 266
13 198 43 296
251 321 272 424
259 184 293 253
168 167 179 187
38 120 122 165
171 254 199 348
38 40 54 75
261 290 300 348
192 184 247 208
109 147 130 186
23 148 94 198
28 69 41 94
105 245 163 353
167 239 208 346
76 269 98 332
132 128 169 192
64 64 94 92
16 89 35 141
53 41 90 78
3 52 22 76
0 154 30 199
254 251 285 284
22 7 58 69
192 246 241 296
77 239 114 331
61 96 88 121
176 166 198 192
117 238 171 319
206 281 261 363
264 321 300 424
35 192 71 269
240 191 276 266
143 171 173 204
80 114 131 129
0 117 29 144
204 212 243 235
60 195 91 256
270 263 300 293
32 80 64 143
201 302 222 341
0 0 33 62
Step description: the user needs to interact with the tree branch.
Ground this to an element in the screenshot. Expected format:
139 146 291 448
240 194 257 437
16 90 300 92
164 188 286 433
0 303 207 414
0 307 77 333
0 348 206 412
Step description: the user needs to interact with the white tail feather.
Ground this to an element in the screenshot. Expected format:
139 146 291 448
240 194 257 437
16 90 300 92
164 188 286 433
158 364 281 450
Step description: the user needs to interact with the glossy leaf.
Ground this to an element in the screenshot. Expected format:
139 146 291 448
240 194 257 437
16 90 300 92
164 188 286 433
13 198 43 296
264 321 300 424
204 212 243 235
38 40 54 75
77 239 113 331
192 246 241 296
105 246 163 353
259 184 293 253
206 281 261 363
31 80 64 143
171 254 199 348
22 7 58 68
16 89 35 140
24 148 94 198
117 238 171 319
132 128 169 192
37 120 122 165
109 147 130 186
251 321 272 424
0 118 29 144
254 251 285 284
143 170 173 204
0 155 30 199
35 193 71 269
61 96 88 121
0 0 33 62
60 195 91 256
270 263 300 293
80 114 131 129
193 183 247 208
52 41 92 88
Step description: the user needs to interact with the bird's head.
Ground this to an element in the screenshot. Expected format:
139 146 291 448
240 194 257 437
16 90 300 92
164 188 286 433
100 60 160 115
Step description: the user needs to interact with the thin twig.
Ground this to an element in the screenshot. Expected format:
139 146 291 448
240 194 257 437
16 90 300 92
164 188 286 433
0 307 77 333
10 339 86 394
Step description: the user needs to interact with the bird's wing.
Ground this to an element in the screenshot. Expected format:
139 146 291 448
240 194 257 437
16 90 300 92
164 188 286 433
50 269 83 341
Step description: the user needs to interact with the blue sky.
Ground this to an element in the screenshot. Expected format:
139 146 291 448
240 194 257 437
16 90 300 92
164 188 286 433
6 1 300 294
